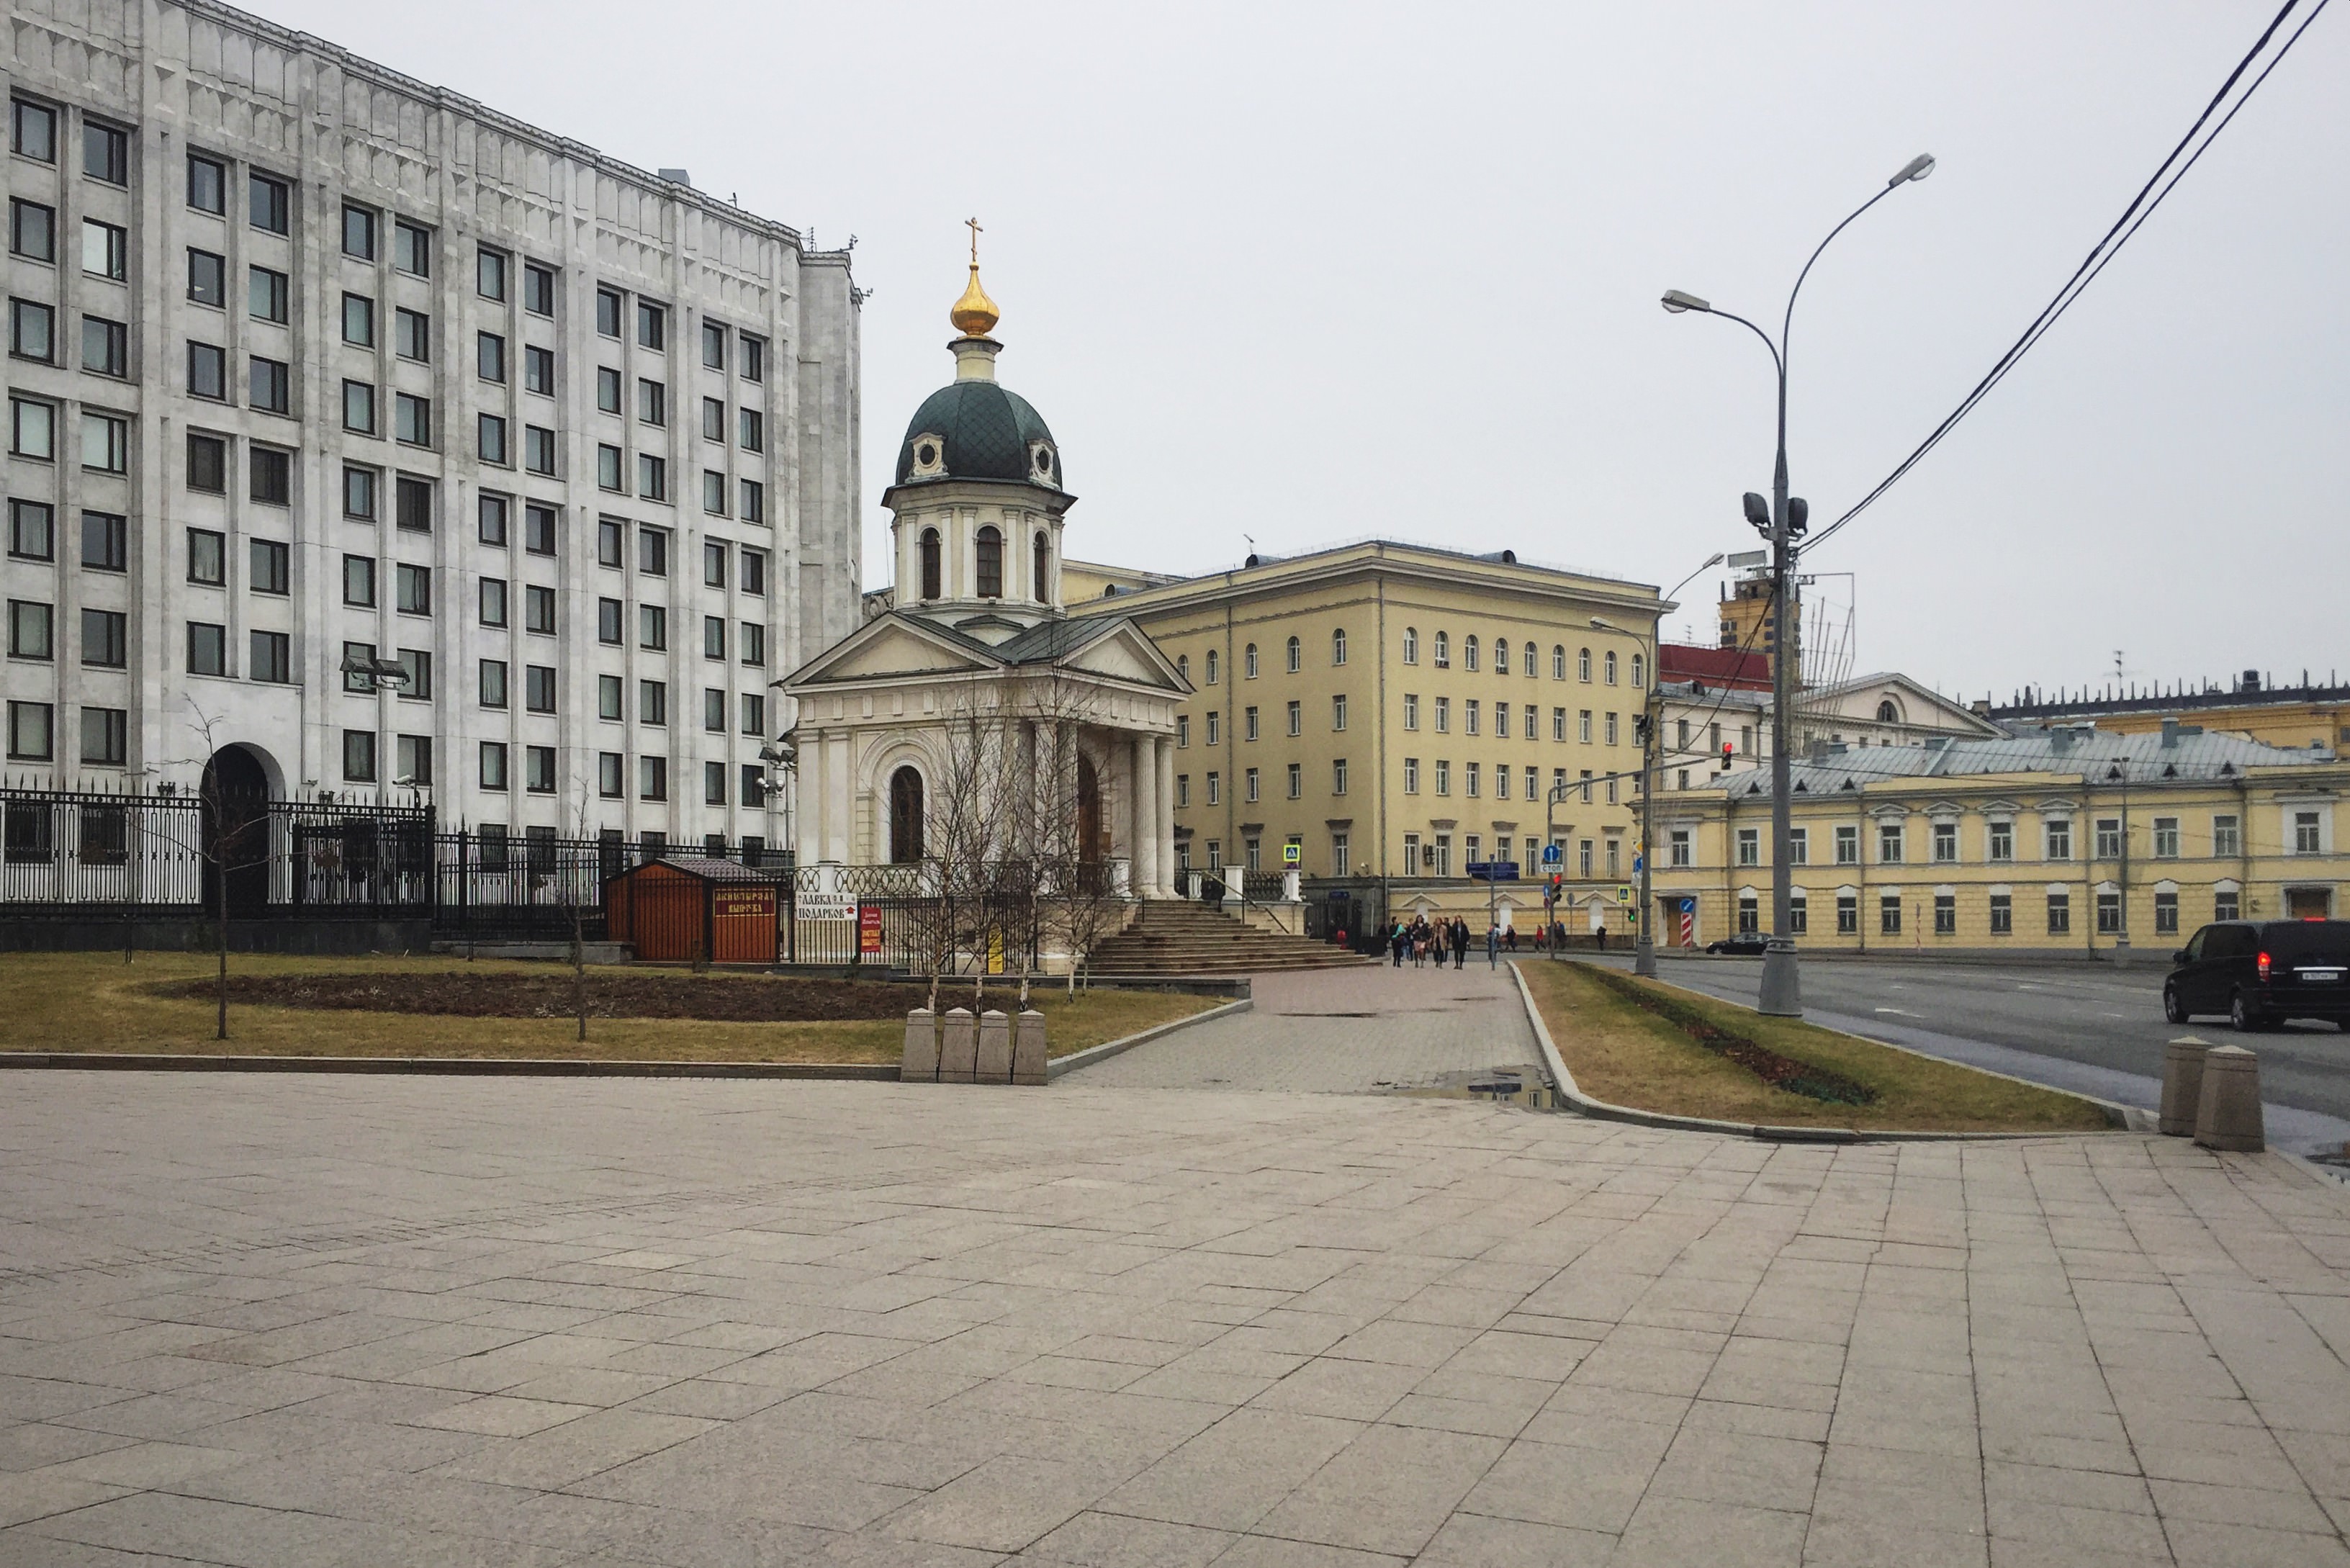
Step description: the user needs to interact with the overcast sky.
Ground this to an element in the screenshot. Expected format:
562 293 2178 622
271 0 2350 705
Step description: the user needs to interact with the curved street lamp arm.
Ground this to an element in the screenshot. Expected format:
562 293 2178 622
1781 184 1898 360
1701 306 1784 387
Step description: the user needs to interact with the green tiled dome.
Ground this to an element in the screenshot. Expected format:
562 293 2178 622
895 382 1061 490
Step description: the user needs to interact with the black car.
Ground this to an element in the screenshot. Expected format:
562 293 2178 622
2165 919 2350 1032
1706 933 1770 956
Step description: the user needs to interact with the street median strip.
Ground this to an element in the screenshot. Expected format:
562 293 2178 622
1579 963 1877 1105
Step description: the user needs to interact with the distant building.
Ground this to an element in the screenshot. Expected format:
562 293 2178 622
1716 563 1798 669
1648 723 2346 951
1653 669 2001 794
1989 671 2350 754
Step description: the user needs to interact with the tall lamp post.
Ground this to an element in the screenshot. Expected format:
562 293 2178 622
1594 551 1722 978
1661 151 1935 1017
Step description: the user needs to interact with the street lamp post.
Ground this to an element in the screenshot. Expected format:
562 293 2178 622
1593 552 1719 978
1661 152 1935 1017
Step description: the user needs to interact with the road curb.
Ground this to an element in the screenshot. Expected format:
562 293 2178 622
0 1052 899 1079
1508 960 2142 1143
1048 998 1256 1081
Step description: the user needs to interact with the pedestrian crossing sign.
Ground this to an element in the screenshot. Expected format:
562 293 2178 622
1281 842 1301 867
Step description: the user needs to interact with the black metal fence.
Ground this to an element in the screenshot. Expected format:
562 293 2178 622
4 783 1130 973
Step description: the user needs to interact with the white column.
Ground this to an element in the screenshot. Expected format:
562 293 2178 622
1155 736 1177 897
1131 732 1158 898
824 730 852 863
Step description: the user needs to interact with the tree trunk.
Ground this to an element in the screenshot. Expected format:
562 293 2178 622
572 901 587 1042
215 875 229 1041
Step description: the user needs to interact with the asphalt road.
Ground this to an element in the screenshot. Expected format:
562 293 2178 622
1575 952 2350 1154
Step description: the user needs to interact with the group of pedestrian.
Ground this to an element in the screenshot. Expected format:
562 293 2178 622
1390 914 1474 969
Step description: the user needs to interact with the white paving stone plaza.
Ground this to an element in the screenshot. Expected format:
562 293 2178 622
5 989 2350 1566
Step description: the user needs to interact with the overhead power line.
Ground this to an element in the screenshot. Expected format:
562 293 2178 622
1806 0 2333 553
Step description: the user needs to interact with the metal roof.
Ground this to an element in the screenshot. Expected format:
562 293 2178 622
1714 726 2334 797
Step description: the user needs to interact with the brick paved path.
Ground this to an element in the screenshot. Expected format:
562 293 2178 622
1078 961 1541 1092
6 1074 2350 1565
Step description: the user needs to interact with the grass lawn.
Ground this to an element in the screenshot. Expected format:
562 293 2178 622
1518 959 2113 1133
0 952 1220 1064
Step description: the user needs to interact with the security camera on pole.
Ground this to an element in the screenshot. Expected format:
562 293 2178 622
1662 152 1935 1017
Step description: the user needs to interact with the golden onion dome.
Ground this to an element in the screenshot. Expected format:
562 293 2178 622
950 263 999 338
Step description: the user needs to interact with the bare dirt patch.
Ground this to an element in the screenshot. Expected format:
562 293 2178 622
153 972 927 1023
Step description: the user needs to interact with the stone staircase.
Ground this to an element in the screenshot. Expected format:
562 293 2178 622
1086 899 1373 976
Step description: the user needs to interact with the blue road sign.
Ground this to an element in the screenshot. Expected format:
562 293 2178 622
1541 843 1562 865
1465 862 1520 882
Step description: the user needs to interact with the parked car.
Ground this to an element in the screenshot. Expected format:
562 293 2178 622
2165 919 2350 1032
1706 933 1770 956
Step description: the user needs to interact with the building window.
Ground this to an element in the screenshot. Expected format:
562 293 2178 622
1495 639 1511 677
396 307 429 362
249 630 290 684
1244 642 1259 680
249 173 288 234
1176 716 1189 748
1737 893 1759 934
343 292 376 346
480 579 508 628
342 555 377 608
2215 888 2240 922
528 747 557 794
2095 819 2122 860
974 526 1004 598
2154 890 2179 934
638 454 666 500
703 471 726 515
395 649 431 698
343 381 377 435
523 345 555 397
1433 631 1449 668
1245 767 1259 803
81 708 128 768
2153 817 2179 858
1931 893 1955 935
5 701 55 762
9 199 56 263
2047 892 2071 934
1332 627 1348 665
638 526 669 577
477 331 507 384
1333 758 1348 796
1736 827 1759 867
1836 893 1858 935
1878 823 1903 863
186 621 228 676
186 527 226 584
81 413 129 474
394 221 432 277
523 262 555 315
396 394 431 446
12 98 58 162
342 204 377 260
80 314 127 376
1435 760 1450 796
1403 627 1418 664
639 756 669 801
477 247 508 302
1463 635 1480 672
597 752 623 798
1286 763 1301 799
9 298 54 363
919 528 942 600
2096 890 2122 934
742 335 766 382
1404 694 1418 731
1435 697 1449 734
394 562 431 615
1988 820 2013 862
2213 814 2241 857
1670 829 1692 868
2295 811 2323 855
1878 895 1904 937
2044 819 2071 861
640 605 667 650
480 659 508 709
526 586 554 635
526 666 555 714
479 742 508 791
1931 821 1957 862
1465 700 1480 737
477 413 508 466
6 600 52 659
596 288 623 338
186 435 228 495
1989 893 2012 934
1244 706 1259 742
395 477 433 533
703 616 726 660
1834 825 1858 865
741 479 765 523
1332 694 1346 731
8 500 54 561
1176 775 1189 808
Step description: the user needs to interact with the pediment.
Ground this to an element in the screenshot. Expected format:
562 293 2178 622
1058 621 1189 691
782 613 997 688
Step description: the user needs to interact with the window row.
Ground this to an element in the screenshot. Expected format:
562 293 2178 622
1399 628 1642 686
1176 631 1346 686
1675 814 2262 869
1751 887 2241 940
7 399 128 472
5 700 129 765
1393 760 1572 801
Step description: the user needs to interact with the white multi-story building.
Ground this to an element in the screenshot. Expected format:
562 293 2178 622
1 0 860 857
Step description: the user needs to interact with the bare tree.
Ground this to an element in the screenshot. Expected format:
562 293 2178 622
176 701 272 1042
913 674 1019 1012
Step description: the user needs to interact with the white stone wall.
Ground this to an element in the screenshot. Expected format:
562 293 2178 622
0 0 859 852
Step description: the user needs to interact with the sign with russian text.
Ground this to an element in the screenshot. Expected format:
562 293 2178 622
858 904 883 955
797 894 855 922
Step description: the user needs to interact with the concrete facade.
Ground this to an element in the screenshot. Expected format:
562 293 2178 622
1 0 860 851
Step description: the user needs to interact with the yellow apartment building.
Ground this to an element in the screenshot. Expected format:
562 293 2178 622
1065 541 1664 936
1647 723 2348 954
1987 672 2350 754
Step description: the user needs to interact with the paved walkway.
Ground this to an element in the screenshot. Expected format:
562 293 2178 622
1078 961 1539 1092
5 1074 2350 1566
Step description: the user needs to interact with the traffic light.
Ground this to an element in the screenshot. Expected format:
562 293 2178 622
1721 740 1734 770
1634 713 1652 745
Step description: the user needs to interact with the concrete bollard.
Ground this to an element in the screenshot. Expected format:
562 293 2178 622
2193 1044 2264 1153
1012 1009 1048 1086
900 1009 939 1082
976 1009 1012 1083
2158 1037 2210 1136
938 1008 978 1083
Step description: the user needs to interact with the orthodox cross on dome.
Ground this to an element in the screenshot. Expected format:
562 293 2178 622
950 217 1000 338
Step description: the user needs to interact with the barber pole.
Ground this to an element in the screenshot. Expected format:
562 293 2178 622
1678 900 1696 947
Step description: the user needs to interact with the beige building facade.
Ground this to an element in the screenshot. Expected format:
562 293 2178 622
1647 725 2347 953
1066 541 1664 934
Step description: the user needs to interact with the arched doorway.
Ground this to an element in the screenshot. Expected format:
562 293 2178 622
888 766 925 862
200 744 271 918
1076 754 1102 864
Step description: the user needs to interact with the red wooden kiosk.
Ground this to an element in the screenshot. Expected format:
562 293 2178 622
603 857 779 964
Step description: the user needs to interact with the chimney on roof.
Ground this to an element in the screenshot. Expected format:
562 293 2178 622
2241 668 2262 693
2161 717 2179 749
657 168 693 187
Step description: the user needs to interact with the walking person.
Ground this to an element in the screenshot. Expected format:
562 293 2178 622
1390 920 1407 967
1449 916 1468 970
1595 923 1608 952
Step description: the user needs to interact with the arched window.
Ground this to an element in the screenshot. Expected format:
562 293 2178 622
1286 636 1301 673
1552 644 1566 680
1033 531 1050 603
1494 639 1511 677
1244 643 1259 679
1604 650 1619 684
919 528 941 601
1577 646 1592 682
1177 654 1190 683
1524 641 1538 678
1631 653 1644 688
974 526 1003 598
1205 648 1219 685
1403 628 1419 665
1433 631 1450 668
1331 627 1347 666
888 766 925 863
1463 636 1480 672
1876 698 1900 723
